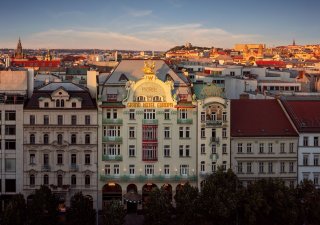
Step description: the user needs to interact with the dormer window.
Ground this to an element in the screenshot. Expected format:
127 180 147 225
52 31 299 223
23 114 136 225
44 102 49 108
56 100 60 107
61 99 64 107
137 96 146 102
178 94 188 102
72 102 76 108
153 96 163 102
119 73 128 82
56 99 65 107
107 94 117 102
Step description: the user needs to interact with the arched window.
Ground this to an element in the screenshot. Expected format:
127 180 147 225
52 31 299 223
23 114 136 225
153 96 162 102
43 134 49 144
71 175 76 186
57 175 63 187
30 134 35 144
30 174 35 186
85 134 90 144
61 99 65 107
43 174 49 185
57 134 63 145
200 161 205 172
137 96 146 102
85 175 90 186
56 99 60 107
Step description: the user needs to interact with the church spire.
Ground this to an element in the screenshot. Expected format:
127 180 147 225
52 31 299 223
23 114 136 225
15 37 23 59
293 39 296 46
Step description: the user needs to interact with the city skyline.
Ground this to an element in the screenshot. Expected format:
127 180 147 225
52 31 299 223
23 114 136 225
1 0 320 50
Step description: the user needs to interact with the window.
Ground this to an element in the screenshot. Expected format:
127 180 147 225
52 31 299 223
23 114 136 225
129 145 135 157
268 162 273 174
114 165 120 175
105 126 121 137
57 175 63 187
72 102 76 108
289 143 294 153
303 173 309 181
71 175 76 186
104 144 120 156
30 115 35 125
43 134 49 144
238 162 243 173
212 162 216 172
57 134 63 145
303 155 309 166
71 115 77 125
5 159 16 172
30 134 35 144
222 144 227 154
280 143 285 153
129 165 135 175
43 154 49 165
179 127 183 138
222 112 227 122
259 162 264 173
44 115 49 125
268 143 273 153
211 145 216 154
222 161 227 171
179 145 183 157
180 165 189 176
71 154 77 165
5 140 16 150
186 145 190 157
314 174 319 186
164 145 170 157
259 143 264 153
105 165 111 175
85 115 91 125
129 127 135 138
247 162 252 173
303 137 309 146
71 134 77 144
56 100 60 107
280 162 285 173
43 175 49 185
61 99 64 107
30 175 35 186
164 109 170 120
30 154 35 165
201 112 205 122
5 125 15 135
164 127 170 139
5 111 15 121
222 128 227 138
289 162 294 173
237 143 243 153
145 165 154 175
164 165 170 175
314 137 319 147
314 155 319 166
179 109 187 119
57 154 63 165
201 144 205 154
186 127 190 138
210 112 216 121
144 109 155 120
85 134 90 144
129 109 135 120
57 115 63 125
44 102 49 108
85 154 90 165
137 96 146 102
200 161 205 172
201 128 205 138
85 175 90 186
5 179 16 192
246 143 252 153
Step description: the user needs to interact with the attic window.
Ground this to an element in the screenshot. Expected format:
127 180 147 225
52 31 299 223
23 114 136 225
59 92 62 95
153 96 163 102
137 96 146 102
119 74 128 82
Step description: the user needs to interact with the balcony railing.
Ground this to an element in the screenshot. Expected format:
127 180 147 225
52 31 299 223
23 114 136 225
205 120 223 126
99 174 197 182
102 118 123 125
210 137 220 144
177 118 193 124
102 155 123 161
142 119 158 125
70 164 79 171
102 136 123 143
41 164 51 172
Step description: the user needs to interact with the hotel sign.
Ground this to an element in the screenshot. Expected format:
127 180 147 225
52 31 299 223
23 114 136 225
127 102 174 108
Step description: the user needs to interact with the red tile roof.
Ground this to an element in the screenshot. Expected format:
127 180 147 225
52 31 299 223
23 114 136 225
281 100 320 132
256 60 286 68
231 99 298 137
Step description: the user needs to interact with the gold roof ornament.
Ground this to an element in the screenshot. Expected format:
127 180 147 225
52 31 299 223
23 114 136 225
143 60 155 74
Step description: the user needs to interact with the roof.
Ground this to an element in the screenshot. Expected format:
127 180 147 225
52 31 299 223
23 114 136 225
231 99 298 137
256 60 286 68
281 99 320 132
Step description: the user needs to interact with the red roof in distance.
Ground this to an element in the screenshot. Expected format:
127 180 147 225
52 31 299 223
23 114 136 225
256 60 286 68
231 99 298 137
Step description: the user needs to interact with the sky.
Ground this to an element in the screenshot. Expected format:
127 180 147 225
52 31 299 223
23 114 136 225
0 0 319 51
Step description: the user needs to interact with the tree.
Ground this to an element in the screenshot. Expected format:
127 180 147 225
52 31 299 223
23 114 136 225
174 183 200 225
66 192 96 225
199 167 241 225
144 188 173 225
2 194 26 225
103 200 126 225
27 185 59 225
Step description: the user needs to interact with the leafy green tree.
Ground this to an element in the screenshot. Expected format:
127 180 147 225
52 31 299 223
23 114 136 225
199 167 241 225
27 185 59 225
174 183 201 225
103 200 126 225
144 188 173 225
66 192 96 225
2 194 26 225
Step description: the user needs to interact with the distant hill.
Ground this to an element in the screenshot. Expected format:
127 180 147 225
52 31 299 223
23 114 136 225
166 45 211 53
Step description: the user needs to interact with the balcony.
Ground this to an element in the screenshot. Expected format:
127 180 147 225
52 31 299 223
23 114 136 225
102 118 123 125
210 153 219 161
70 164 79 171
102 136 123 143
205 120 223 127
41 164 51 172
102 155 123 161
99 174 197 182
210 137 220 144
142 119 158 125
177 118 193 124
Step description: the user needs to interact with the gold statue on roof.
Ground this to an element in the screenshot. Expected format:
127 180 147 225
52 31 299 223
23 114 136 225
143 60 155 74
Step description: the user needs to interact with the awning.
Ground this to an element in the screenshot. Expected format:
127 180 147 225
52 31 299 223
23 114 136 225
123 191 142 203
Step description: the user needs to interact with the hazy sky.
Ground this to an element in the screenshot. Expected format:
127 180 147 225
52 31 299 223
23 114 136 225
1 0 319 50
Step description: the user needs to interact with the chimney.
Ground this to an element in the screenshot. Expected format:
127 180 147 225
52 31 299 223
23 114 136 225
27 69 34 98
87 70 98 99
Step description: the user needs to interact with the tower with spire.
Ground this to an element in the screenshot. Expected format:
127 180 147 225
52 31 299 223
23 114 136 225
293 39 296 46
15 37 24 59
